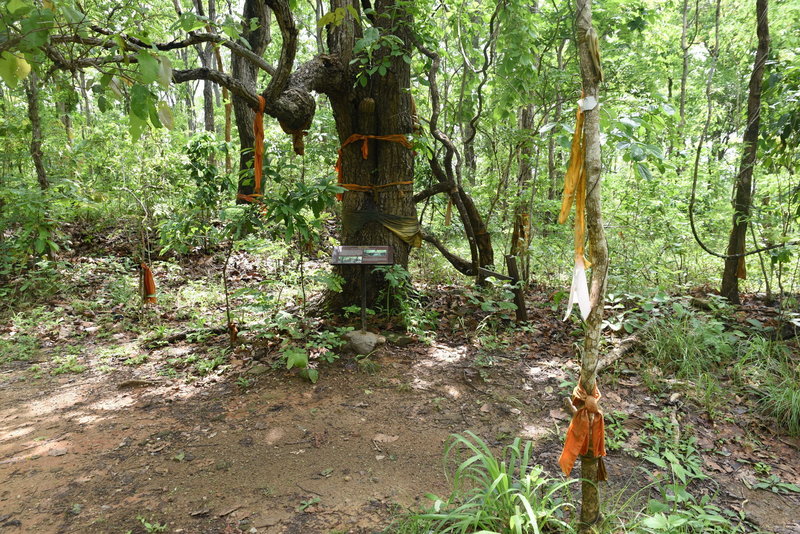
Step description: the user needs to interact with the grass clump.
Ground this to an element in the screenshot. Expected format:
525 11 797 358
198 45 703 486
736 336 800 436
0 335 39 364
642 302 740 379
391 432 577 533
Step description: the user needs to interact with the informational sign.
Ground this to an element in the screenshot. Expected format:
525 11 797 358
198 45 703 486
331 246 394 265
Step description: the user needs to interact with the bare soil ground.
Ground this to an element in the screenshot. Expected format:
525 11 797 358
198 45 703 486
1 253 800 534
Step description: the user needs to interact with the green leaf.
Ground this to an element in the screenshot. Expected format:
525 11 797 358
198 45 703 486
136 51 159 84
19 9 54 51
302 368 319 383
285 348 308 369
641 513 669 529
362 27 380 44
179 12 206 32
157 101 174 130
157 56 172 88
0 51 30 88
59 3 86 25
148 101 162 128
130 84 150 120
635 162 652 180
129 111 148 141
7 0 33 16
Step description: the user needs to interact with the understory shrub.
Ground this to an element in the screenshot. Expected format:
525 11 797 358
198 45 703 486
392 432 577 533
641 303 740 378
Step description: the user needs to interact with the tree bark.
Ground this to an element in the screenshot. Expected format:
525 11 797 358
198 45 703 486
232 0 270 198
24 72 49 191
510 104 534 262
720 0 769 303
575 0 609 530
326 0 417 310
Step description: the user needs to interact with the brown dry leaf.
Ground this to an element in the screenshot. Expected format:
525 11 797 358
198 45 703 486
549 408 571 421
705 459 724 472
373 434 399 444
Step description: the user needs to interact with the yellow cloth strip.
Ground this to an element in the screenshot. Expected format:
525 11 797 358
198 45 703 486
559 104 589 263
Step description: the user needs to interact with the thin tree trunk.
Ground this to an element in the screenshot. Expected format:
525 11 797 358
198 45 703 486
510 104 534 262
24 72 48 191
720 0 769 303
193 0 216 134
547 40 566 201
575 0 609 529
57 101 73 146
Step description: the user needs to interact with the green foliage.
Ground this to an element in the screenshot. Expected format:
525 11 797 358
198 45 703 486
51 353 86 375
642 303 741 379
631 414 750 534
735 337 800 436
136 516 167 534
158 133 233 255
373 264 438 336
0 334 38 364
397 432 577 534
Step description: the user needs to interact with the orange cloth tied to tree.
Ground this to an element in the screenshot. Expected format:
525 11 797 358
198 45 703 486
236 95 267 206
334 133 414 201
559 101 591 321
253 95 266 196
559 383 607 480
141 263 157 304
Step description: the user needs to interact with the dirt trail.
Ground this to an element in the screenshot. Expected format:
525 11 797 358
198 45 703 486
2 317 800 533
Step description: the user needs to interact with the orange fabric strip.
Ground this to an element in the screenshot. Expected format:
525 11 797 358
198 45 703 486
335 133 413 201
253 95 266 195
141 263 157 304
558 104 587 259
338 180 413 192
558 384 606 478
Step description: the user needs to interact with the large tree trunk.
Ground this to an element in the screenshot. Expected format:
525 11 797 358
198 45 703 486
326 0 417 310
720 0 769 303
232 0 270 198
575 1 609 529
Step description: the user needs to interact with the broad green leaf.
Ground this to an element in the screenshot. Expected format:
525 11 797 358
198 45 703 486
303 368 319 383
20 9 54 51
635 162 652 180
130 84 150 120
7 0 33 16
148 100 162 128
157 56 172 88
59 3 85 25
179 12 206 32
157 101 174 130
136 51 159 84
285 348 308 369
129 112 148 141
97 94 109 112
362 27 379 44
641 513 669 529
0 52 30 88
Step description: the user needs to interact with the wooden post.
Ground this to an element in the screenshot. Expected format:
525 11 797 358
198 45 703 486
505 255 528 322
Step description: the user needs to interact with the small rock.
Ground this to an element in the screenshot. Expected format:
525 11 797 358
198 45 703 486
247 364 270 376
48 448 68 457
343 330 386 355
385 333 415 347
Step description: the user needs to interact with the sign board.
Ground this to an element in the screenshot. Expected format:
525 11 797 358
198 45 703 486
331 246 394 265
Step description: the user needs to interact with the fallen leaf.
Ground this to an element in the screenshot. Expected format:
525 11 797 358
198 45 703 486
373 434 399 443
